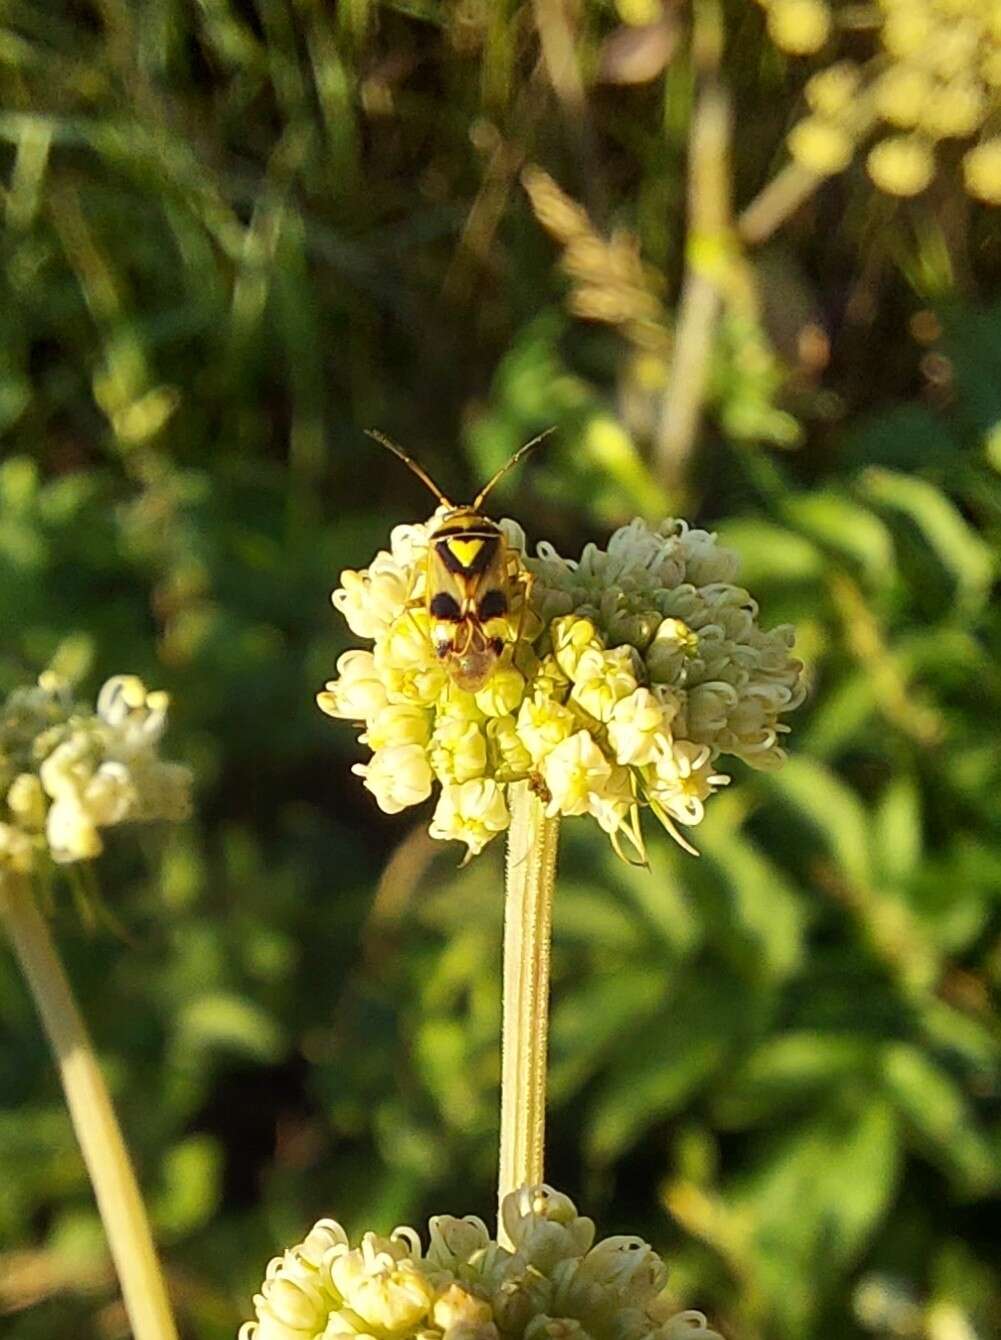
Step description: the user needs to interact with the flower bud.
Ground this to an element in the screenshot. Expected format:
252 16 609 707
964 138 1001 204
550 617 603 680
317 651 389 722
866 136 935 196
7 773 46 830
766 0 831 55
805 62 861 117
787 116 854 176
352 745 433 815
332 556 412 640
362 704 432 751
475 665 526 718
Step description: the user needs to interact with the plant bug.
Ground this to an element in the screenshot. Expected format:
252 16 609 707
365 427 554 693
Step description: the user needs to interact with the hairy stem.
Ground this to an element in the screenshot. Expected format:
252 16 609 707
497 782 560 1243
1 874 179 1340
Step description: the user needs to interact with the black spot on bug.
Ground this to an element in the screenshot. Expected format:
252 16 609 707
435 532 499 577
429 592 462 621
490 636 504 656
478 589 508 620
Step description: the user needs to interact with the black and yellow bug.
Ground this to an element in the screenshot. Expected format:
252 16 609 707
365 428 554 693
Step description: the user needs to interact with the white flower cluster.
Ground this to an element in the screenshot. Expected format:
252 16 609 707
0 672 192 874
240 1183 722 1340
319 513 803 861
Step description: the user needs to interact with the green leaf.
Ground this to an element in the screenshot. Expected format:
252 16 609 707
177 993 284 1063
763 756 872 887
699 813 806 980
881 1043 998 1195
780 491 895 585
153 1135 222 1237
859 467 994 615
714 1032 878 1127
872 776 922 885
728 1098 901 1336
585 974 743 1165
716 518 824 586
549 970 668 1102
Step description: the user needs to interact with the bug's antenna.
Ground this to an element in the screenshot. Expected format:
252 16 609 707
473 426 557 511
365 430 453 508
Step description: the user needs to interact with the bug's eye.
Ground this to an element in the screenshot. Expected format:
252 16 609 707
478 589 508 621
430 592 462 620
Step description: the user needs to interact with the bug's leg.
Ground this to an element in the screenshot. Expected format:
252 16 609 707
509 564 535 646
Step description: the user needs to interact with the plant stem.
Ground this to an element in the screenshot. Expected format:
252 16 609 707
654 0 731 495
1 873 179 1340
497 782 560 1245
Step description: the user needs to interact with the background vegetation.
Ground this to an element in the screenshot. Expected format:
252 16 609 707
2 2 1000 1338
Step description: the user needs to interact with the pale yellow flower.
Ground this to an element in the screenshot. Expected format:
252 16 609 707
646 740 729 827
516 696 577 767
352 745 433 815
376 611 448 707
541 732 613 819
606 688 672 767
485 716 533 783
332 555 413 641
361 704 433 752
429 715 489 785
569 648 639 724
429 780 510 857
474 664 527 719
318 651 390 721
322 513 802 858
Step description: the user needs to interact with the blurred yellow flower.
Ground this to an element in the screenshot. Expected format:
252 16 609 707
775 0 1001 199
964 137 1001 203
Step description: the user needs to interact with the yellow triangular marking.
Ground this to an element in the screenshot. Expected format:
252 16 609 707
447 537 485 567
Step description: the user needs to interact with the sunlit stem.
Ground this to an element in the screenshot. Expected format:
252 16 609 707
497 781 560 1245
0 873 179 1340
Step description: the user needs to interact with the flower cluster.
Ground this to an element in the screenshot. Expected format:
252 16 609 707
0 672 191 875
318 512 803 861
764 0 1001 203
239 1183 722 1340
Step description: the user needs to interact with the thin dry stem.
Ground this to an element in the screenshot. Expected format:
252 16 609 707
497 782 560 1243
654 0 731 494
1 874 179 1340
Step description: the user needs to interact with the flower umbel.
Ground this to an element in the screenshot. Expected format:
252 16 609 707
319 514 803 860
0 671 192 875
239 1183 723 1340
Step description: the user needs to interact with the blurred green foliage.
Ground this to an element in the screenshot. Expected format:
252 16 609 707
1 3 1000 1340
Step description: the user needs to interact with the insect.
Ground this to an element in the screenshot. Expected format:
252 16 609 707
365 427 554 693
